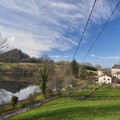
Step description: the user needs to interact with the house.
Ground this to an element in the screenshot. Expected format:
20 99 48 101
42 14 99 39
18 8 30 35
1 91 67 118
97 69 103 76
98 75 112 85
97 64 120 85
111 64 120 78
97 69 112 85
111 64 120 83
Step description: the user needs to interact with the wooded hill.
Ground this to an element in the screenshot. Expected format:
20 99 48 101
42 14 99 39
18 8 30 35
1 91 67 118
0 49 39 63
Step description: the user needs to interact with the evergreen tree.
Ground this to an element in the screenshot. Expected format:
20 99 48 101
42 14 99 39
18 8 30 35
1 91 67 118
11 96 18 109
71 59 78 77
78 66 87 79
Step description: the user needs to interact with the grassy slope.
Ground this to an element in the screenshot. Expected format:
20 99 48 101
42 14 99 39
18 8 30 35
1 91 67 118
87 70 97 74
7 98 120 120
92 85 120 99
0 62 37 70
69 84 120 100
69 84 99 97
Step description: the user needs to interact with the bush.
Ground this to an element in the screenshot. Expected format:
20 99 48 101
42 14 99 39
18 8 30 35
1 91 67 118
20 102 28 108
45 89 54 98
11 96 18 109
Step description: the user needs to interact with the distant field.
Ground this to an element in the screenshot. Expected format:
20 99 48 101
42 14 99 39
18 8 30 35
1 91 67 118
7 97 120 120
87 70 97 74
68 84 120 100
19 63 37 65
69 84 99 97
0 62 37 70
91 85 120 100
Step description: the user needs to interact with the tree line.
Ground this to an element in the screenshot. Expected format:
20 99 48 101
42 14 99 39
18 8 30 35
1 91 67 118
0 48 54 63
39 59 100 99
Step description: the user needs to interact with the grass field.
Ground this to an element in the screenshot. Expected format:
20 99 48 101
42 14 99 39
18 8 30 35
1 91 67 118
91 85 120 100
69 84 120 100
7 97 120 120
68 84 99 97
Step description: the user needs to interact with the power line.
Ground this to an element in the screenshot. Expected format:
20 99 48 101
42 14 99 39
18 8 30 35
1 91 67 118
72 0 97 60
80 1 120 65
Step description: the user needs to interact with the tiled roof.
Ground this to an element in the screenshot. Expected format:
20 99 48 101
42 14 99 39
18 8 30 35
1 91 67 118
98 69 102 71
112 64 120 69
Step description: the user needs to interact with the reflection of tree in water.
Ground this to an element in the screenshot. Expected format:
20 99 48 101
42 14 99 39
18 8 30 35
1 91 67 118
8 74 38 83
0 72 39 83
0 81 30 93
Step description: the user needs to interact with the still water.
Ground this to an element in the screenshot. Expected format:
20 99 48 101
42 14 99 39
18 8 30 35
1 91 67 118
0 77 40 105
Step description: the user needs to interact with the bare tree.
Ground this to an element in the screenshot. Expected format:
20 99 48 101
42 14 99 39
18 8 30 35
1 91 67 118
55 62 75 94
0 33 8 104
0 33 8 54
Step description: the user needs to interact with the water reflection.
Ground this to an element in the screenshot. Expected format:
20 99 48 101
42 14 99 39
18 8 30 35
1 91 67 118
0 74 40 105
0 85 40 105
0 81 30 93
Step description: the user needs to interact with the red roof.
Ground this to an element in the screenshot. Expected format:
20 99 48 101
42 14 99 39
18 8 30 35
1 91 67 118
98 69 102 71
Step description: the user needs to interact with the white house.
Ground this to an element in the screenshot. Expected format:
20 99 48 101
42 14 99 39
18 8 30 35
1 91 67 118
97 69 103 76
111 64 120 79
98 75 112 85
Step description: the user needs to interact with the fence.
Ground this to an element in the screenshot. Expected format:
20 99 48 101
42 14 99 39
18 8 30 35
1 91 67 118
1 84 120 120
0 106 31 120
0 96 59 120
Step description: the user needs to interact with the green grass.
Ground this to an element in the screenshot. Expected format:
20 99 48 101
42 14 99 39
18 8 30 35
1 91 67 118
69 84 120 100
0 62 37 70
0 94 44 115
69 84 99 97
87 70 97 74
91 85 120 100
7 97 120 120
19 63 37 65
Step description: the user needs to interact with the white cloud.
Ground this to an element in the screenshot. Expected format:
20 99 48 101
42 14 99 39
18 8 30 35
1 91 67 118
91 54 96 57
50 55 60 58
90 54 120 59
0 0 118 57
64 55 69 58
98 56 120 59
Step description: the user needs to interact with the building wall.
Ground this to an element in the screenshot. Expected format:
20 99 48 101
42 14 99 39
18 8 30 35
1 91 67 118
98 75 112 85
111 69 120 78
97 71 103 76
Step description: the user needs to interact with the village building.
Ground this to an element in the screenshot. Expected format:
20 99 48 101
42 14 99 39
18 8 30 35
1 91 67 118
111 64 120 83
111 64 120 78
97 69 103 76
98 75 112 85
97 69 112 85
97 64 120 85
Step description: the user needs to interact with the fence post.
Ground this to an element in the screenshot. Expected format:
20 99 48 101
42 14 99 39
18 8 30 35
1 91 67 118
2 115 4 120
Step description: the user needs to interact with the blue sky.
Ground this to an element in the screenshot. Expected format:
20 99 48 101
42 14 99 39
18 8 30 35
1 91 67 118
0 0 120 68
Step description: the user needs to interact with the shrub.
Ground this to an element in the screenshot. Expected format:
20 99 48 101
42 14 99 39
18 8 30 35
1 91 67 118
11 96 18 109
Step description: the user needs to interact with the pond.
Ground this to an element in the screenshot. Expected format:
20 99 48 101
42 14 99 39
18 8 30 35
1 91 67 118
0 76 40 105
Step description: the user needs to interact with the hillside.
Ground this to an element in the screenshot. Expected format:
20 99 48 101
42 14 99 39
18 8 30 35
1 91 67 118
7 97 120 120
0 49 30 63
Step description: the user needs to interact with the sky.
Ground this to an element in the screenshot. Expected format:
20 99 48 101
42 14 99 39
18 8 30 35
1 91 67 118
0 0 120 68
